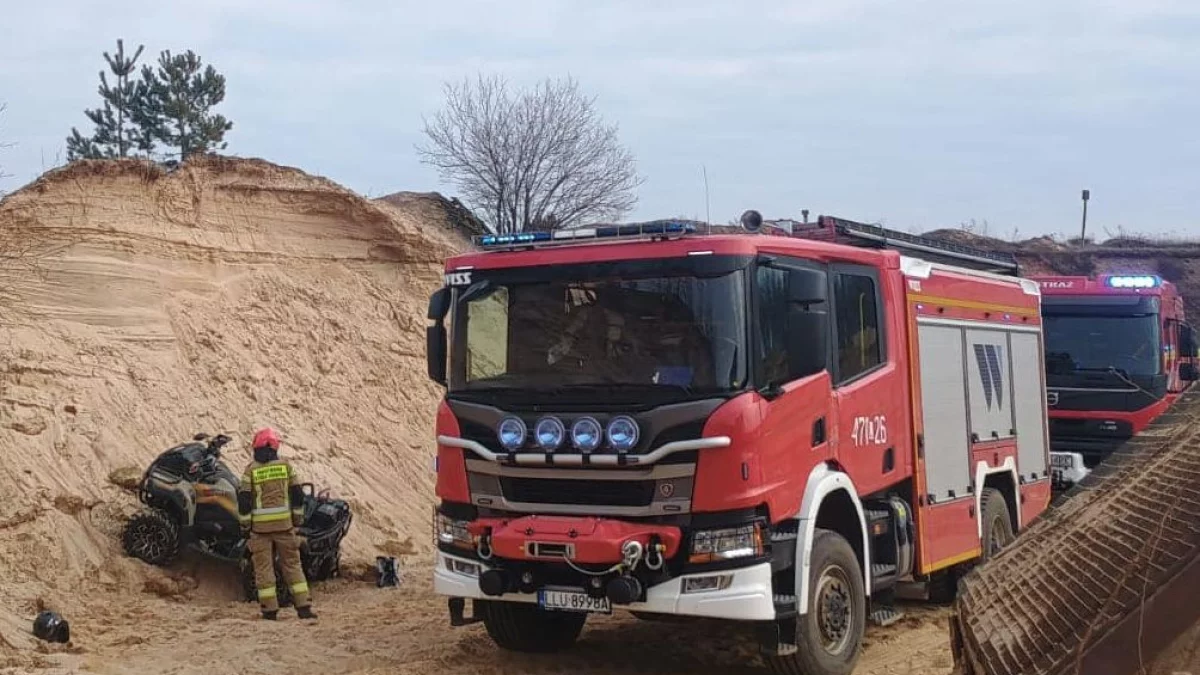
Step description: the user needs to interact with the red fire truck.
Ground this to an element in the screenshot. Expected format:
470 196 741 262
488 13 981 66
426 213 1053 675
1031 274 1198 490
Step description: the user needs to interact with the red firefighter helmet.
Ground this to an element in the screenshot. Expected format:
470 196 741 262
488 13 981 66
252 427 281 452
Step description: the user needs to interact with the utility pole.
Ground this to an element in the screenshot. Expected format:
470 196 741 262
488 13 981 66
1080 189 1090 241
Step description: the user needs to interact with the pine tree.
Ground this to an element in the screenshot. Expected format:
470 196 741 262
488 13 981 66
66 39 147 160
142 50 233 162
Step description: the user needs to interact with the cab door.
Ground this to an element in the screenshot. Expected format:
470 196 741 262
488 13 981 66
828 264 909 496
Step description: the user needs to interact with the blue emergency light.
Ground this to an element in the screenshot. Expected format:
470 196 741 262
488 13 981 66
1105 275 1160 289
477 221 697 249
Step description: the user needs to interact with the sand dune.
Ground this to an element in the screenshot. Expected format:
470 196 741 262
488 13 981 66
0 157 465 662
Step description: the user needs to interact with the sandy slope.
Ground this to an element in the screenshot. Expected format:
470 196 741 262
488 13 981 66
0 157 463 665
0 157 955 675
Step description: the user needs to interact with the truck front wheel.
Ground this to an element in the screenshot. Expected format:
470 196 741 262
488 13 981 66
768 528 866 675
478 599 586 653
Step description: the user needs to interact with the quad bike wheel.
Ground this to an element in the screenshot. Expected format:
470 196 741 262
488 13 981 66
318 551 341 580
122 508 181 566
300 545 341 581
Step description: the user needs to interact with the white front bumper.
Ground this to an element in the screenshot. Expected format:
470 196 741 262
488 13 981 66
433 551 776 622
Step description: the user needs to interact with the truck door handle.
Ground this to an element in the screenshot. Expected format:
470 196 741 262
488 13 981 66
812 418 826 446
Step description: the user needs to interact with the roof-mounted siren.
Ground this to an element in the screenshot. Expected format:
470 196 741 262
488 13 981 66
740 209 764 233
1104 274 1161 289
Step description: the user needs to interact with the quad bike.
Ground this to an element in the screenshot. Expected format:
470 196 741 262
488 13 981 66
122 432 353 605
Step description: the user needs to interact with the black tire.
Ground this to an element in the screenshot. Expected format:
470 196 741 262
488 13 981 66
926 568 959 605
980 487 1016 561
477 599 587 653
240 560 257 602
312 551 340 581
767 529 866 675
122 509 181 566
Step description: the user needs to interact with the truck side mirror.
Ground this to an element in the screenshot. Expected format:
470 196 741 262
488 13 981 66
1180 324 1197 357
789 267 828 306
427 288 451 386
788 308 828 378
428 287 451 322
786 268 829 378
1181 362 1199 382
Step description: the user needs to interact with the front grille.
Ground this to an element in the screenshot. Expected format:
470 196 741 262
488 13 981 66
500 477 655 507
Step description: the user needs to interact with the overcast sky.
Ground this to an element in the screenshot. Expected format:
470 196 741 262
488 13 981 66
2 0 1198 238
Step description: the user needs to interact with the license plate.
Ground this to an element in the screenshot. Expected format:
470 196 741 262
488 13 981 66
1050 454 1074 469
536 587 612 614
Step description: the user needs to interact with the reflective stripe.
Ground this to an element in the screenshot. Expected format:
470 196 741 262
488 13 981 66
238 514 251 524
253 506 291 516
258 586 277 600
290 581 309 595
252 464 290 482
252 511 293 523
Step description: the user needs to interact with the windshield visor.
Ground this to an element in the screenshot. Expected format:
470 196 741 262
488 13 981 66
447 256 749 399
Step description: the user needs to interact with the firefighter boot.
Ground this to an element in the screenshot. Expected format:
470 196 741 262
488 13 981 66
297 606 317 620
262 610 278 621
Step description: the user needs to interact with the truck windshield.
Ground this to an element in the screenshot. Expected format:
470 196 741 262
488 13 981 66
448 262 748 400
1043 314 1161 377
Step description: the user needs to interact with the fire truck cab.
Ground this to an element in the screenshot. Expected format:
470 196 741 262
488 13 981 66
427 213 1053 675
1031 274 1198 489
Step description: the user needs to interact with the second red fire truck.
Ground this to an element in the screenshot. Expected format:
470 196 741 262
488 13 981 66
1030 273 1198 489
426 213 1053 675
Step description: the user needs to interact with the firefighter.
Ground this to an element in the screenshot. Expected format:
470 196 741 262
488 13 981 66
237 427 317 621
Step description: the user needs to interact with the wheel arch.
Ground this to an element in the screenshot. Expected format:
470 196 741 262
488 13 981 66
148 480 198 527
793 463 870 616
974 457 1020 539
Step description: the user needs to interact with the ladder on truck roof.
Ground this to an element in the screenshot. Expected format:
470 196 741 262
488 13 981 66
474 213 1020 276
785 215 1020 276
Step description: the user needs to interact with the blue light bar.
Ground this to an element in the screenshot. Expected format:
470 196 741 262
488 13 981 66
476 221 697 249
478 231 552 247
1105 275 1160 289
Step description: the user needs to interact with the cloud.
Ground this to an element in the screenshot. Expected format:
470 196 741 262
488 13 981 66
1 0 1198 235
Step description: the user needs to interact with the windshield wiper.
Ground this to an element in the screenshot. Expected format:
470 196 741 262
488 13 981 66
1073 366 1131 378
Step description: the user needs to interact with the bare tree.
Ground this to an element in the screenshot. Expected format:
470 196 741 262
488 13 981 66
418 74 643 234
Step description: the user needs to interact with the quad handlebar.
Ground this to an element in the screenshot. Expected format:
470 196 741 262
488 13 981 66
191 432 233 458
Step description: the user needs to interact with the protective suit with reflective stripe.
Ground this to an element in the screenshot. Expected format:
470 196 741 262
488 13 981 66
237 428 316 620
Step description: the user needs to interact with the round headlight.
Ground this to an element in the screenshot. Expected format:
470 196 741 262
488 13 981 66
606 416 640 452
496 416 526 451
571 417 603 452
535 416 566 451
